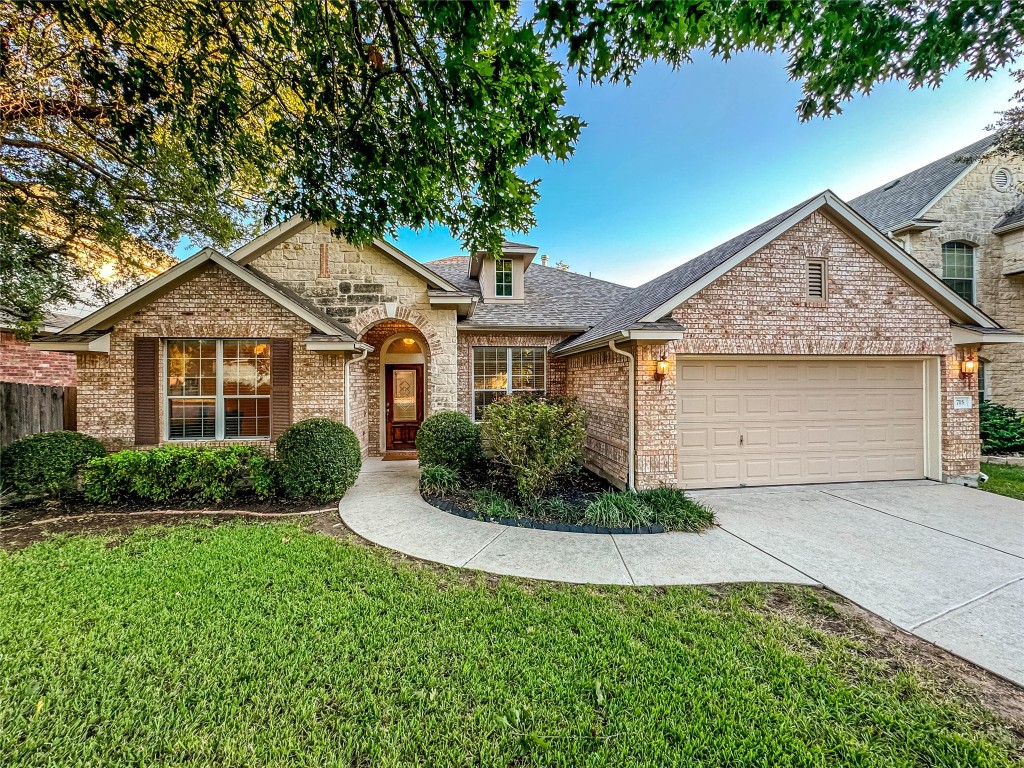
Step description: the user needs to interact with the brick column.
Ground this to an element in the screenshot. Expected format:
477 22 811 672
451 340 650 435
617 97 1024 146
942 346 982 485
633 343 677 489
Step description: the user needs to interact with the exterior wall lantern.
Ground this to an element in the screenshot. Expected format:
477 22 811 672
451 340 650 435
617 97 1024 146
653 354 670 392
959 352 978 382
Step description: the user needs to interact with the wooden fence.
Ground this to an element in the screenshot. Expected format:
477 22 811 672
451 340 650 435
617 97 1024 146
0 383 77 449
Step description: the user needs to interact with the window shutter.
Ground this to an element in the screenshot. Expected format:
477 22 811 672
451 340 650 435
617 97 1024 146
807 260 825 299
134 337 160 445
270 338 293 440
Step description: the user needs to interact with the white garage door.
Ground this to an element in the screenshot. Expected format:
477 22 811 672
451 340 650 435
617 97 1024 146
677 358 926 489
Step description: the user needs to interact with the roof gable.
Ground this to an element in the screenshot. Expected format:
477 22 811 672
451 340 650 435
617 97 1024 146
230 215 461 292
849 135 996 233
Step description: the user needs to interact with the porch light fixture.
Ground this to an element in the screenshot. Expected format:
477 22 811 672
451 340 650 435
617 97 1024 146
653 354 670 392
960 353 978 382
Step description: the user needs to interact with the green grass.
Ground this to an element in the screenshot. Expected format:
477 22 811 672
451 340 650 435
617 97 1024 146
981 462 1024 500
1 523 1020 767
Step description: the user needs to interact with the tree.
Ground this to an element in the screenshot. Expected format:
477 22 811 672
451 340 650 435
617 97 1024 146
4 0 1023 330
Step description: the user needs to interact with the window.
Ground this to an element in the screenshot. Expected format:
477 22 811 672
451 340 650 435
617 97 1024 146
166 339 271 440
495 258 513 297
978 361 991 403
807 259 827 299
472 346 545 420
941 242 975 303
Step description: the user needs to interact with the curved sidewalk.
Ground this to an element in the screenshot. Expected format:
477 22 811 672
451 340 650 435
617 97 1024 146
338 459 816 586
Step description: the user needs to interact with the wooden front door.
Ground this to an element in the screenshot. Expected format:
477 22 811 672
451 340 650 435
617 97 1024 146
385 364 424 450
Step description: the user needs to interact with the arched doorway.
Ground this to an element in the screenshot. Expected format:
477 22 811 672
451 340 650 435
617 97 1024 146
380 334 426 451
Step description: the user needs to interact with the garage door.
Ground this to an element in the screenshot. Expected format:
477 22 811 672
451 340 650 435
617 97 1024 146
677 358 925 488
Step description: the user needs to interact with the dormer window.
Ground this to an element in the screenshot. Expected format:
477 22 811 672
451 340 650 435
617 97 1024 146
495 258 513 297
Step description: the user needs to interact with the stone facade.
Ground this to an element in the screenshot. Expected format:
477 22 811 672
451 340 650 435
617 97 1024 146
1 331 76 387
901 153 1024 407
455 331 570 419
76 265 344 451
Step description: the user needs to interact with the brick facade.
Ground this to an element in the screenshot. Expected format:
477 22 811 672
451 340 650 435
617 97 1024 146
902 153 1024 407
564 211 981 489
566 348 630 486
1 331 77 387
76 265 344 451
455 331 570 419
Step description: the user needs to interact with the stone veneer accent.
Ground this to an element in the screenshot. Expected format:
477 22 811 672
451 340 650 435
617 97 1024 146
1 330 76 387
902 153 1024 407
455 331 570 419
249 224 459 423
76 265 344 451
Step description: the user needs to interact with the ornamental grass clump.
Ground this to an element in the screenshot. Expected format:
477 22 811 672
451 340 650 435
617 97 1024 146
481 395 587 500
419 464 460 497
635 486 715 532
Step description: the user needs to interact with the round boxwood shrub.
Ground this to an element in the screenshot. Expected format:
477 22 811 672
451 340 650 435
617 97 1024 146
415 411 480 473
276 419 362 502
2 430 106 498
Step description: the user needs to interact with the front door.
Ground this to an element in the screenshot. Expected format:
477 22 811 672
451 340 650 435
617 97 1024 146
385 364 424 450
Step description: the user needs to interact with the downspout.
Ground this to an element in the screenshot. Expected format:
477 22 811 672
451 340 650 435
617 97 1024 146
608 336 635 491
344 347 369 427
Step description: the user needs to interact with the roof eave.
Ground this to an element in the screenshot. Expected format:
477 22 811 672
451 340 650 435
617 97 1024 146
29 332 110 353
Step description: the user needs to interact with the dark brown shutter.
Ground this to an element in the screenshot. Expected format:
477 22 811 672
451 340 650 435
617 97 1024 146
270 338 293 440
134 337 160 445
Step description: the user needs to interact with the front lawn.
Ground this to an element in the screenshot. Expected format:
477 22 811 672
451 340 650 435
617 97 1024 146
1 523 1020 767
981 462 1024 501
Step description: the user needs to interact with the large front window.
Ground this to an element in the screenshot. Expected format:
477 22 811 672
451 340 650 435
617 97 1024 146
166 339 271 440
472 346 545 420
941 241 975 304
494 258 513 297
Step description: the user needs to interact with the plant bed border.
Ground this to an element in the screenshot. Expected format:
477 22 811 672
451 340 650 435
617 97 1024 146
422 493 666 535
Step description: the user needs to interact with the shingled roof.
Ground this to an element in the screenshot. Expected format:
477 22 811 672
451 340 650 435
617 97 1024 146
553 194 816 353
426 256 634 329
994 201 1024 234
850 135 997 233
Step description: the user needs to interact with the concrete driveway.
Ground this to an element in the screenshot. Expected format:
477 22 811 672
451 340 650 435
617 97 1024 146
692 480 1024 686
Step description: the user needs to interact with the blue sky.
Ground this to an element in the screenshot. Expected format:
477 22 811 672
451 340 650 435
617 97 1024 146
387 51 1018 287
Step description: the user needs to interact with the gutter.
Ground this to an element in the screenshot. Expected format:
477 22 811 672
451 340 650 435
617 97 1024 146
344 347 370 427
608 336 635 491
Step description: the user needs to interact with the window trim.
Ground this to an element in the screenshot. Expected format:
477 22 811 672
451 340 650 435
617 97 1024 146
940 241 976 305
164 338 272 442
471 346 546 421
494 258 514 298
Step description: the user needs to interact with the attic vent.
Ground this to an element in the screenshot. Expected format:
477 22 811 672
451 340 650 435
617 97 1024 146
883 179 901 191
807 260 827 300
992 167 1014 192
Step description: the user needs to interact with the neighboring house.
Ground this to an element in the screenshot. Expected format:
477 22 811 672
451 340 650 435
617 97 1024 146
0 310 81 387
34 192 1021 490
851 135 1024 407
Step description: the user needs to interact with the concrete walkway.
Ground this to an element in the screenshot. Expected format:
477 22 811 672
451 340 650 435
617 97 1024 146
340 459 814 586
339 460 1024 685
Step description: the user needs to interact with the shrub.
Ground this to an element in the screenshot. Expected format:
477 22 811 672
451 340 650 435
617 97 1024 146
581 492 652 530
419 464 460 497
1 431 106 498
415 411 480 473
481 395 587 500
82 445 275 505
276 419 361 502
636 486 715 532
980 401 1024 455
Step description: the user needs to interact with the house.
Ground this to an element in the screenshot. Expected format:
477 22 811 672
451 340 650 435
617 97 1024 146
33 191 1022 490
1 309 80 388
851 135 1024 407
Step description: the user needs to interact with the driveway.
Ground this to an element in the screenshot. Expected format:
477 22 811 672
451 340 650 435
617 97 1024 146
692 480 1024 686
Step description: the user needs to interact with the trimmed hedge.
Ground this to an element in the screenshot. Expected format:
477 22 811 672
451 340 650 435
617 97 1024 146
276 419 361 502
2 431 106 498
415 411 480 473
82 444 279 505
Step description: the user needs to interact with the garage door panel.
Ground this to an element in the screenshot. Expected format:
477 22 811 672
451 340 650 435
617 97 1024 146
678 358 926 488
